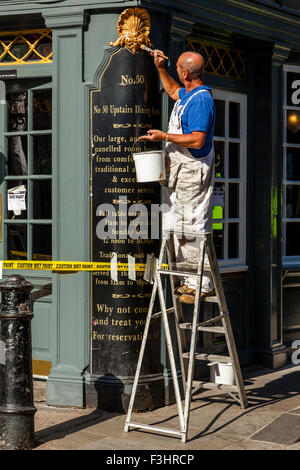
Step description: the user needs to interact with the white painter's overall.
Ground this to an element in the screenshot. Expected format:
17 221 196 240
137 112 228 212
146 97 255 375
162 89 215 292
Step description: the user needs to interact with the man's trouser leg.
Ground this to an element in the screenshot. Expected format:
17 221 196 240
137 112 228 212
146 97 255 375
162 152 215 293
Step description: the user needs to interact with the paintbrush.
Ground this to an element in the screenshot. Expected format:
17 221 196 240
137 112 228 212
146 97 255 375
140 45 168 60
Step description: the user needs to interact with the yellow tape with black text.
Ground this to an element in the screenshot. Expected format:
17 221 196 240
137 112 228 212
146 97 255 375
2 260 168 272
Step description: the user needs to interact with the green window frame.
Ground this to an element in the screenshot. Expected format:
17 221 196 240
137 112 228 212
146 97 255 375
2 80 52 261
212 88 247 270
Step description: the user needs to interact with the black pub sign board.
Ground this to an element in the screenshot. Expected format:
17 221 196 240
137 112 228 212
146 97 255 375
89 47 163 410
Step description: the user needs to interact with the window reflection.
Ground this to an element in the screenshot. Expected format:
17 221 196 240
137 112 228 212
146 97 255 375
214 100 225 137
32 225 52 260
229 102 240 138
7 91 28 176
286 223 300 256
229 183 239 218
213 225 224 259
33 180 52 219
7 135 27 175
286 110 300 144
7 91 27 132
33 135 52 174
214 141 224 178
7 224 27 259
229 143 240 178
33 89 52 130
228 223 239 258
286 185 300 218
287 148 300 181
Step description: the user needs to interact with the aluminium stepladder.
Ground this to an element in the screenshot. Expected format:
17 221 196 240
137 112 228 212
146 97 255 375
124 230 248 443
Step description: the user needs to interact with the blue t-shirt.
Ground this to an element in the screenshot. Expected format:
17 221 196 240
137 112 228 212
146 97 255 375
178 85 215 158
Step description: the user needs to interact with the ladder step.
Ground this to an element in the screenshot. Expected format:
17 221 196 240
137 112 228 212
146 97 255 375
198 326 225 333
151 307 174 320
192 380 238 392
164 229 210 239
182 353 231 363
173 293 219 303
157 269 202 277
175 262 211 271
179 323 225 334
125 422 184 438
203 296 218 303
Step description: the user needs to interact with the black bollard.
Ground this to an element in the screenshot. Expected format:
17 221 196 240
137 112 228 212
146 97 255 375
0 274 36 450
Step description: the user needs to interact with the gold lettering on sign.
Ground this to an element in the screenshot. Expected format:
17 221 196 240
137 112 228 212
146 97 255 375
120 75 145 86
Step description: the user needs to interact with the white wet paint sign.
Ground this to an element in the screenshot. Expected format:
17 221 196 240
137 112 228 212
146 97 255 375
7 185 26 215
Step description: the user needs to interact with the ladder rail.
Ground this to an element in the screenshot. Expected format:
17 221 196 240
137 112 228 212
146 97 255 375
156 268 185 433
206 234 248 409
182 239 205 440
124 275 159 431
125 236 167 431
166 234 188 388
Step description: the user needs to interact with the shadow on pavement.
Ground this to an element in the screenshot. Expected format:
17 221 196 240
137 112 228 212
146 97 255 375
34 409 122 448
147 366 300 442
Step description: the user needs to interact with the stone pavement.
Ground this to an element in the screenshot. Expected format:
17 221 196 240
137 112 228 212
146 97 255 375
33 363 300 451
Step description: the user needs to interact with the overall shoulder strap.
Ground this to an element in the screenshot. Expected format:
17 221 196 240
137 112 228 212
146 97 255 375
178 89 210 117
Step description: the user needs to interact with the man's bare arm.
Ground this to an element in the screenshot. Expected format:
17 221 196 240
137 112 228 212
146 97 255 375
153 50 180 101
142 129 207 149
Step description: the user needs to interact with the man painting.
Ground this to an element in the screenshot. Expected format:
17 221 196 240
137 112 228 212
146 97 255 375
142 50 215 304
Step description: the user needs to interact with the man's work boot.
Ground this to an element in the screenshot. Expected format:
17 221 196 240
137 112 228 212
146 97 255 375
179 288 215 304
174 284 189 295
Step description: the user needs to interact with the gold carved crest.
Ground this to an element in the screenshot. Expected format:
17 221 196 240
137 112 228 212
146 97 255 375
110 8 152 53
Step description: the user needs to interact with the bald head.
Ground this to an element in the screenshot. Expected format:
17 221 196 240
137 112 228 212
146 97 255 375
178 52 206 81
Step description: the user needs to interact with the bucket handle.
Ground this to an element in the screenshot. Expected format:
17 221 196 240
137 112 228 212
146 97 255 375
131 136 146 154
131 136 162 153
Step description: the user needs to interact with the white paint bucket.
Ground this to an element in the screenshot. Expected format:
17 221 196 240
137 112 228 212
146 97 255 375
208 362 235 385
133 150 165 183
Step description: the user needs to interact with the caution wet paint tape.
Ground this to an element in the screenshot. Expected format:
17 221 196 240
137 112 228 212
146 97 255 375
1 260 166 271
0 257 168 281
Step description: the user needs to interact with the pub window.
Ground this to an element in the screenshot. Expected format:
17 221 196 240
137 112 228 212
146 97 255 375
212 89 247 268
186 38 246 81
283 65 300 262
3 81 52 261
0 30 52 65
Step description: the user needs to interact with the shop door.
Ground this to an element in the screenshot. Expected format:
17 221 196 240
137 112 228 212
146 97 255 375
0 78 54 377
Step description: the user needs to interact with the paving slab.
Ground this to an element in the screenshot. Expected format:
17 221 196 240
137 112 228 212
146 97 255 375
224 439 286 450
290 407 300 414
250 413 300 445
